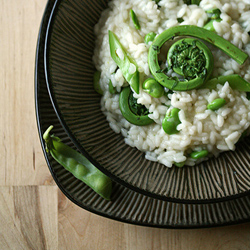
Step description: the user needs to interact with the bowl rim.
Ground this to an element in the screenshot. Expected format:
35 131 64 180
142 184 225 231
43 0 250 204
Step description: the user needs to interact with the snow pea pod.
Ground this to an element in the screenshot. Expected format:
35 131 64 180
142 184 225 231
119 87 154 126
148 25 248 91
43 126 112 200
109 30 140 94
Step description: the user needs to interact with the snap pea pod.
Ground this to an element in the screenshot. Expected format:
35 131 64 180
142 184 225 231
200 74 250 91
109 30 140 94
43 126 112 200
119 87 154 126
130 9 140 30
148 25 248 91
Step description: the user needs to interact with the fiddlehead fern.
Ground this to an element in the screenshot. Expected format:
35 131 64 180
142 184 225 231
148 25 249 91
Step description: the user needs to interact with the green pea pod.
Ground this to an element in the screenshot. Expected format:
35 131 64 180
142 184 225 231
207 98 226 111
109 30 140 94
130 9 140 30
162 108 181 134
119 87 154 126
201 74 250 91
43 126 112 200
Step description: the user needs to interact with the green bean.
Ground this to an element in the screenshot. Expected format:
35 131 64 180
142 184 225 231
142 78 164 98
119 87 154 126
144 32 157 44
109 30 140 94
43 126 112 200
162 108 181 134
93 71 103 95
130 9 140 30
190 150 209 159
148 25 248 91
207 98 226 111
201 74 250 91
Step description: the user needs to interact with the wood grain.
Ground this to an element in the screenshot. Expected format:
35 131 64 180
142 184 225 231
1 0 250 249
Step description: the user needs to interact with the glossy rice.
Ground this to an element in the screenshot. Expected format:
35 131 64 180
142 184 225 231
93 0 250 167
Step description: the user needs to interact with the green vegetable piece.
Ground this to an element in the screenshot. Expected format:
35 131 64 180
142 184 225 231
190 150 209 159
183 0 201 5
144 32 157 44
43 126 112 200
174 161 185 167
93 71 103 95
142 78 164 98
207 98 226 111
177 18 184 23
203 19 222 32
109 80 117 94
109 30 140 94
167 38 214 81
201 74 250 91
148 25 249 91
162 108 181 135
206 8 221 20
119 87 154 126
130 9 140 30
153 0 161 3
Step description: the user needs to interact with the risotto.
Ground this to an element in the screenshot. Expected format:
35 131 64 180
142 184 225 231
93 0 250 167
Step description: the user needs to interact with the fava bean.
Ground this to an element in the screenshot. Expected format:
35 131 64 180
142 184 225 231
43 126 112 200
174 162 185 168
142 78 164 98
207 98 226 111
190 150 209 159
144 32 156 44
162 108 181 135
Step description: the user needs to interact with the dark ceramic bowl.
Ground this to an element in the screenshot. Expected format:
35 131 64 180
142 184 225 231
44 0 250 203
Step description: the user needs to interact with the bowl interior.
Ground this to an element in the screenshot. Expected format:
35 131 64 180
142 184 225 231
44 0 250 203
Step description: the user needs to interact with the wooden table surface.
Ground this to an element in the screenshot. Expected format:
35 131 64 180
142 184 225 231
1 0 250 249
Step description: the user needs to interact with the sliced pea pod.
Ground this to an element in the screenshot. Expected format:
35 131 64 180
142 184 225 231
93 70 103 95
43 126 112 200
130 9 140 30
201 74 250 91
109 30 140 94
